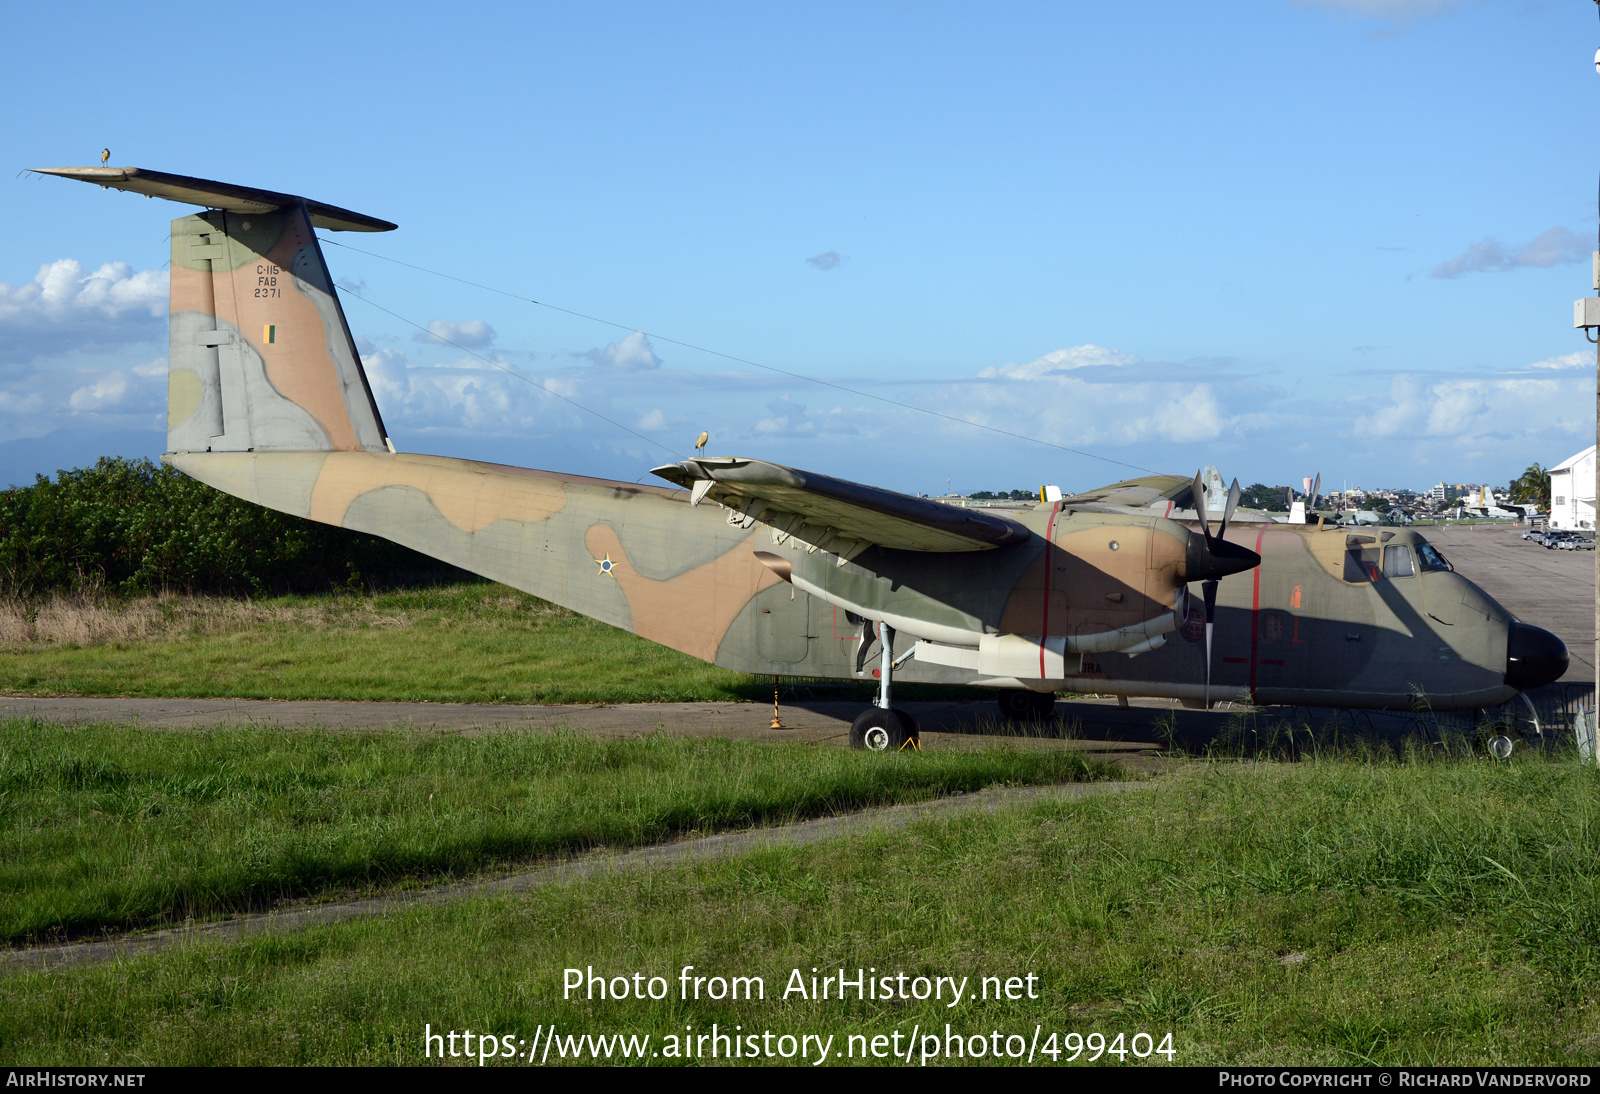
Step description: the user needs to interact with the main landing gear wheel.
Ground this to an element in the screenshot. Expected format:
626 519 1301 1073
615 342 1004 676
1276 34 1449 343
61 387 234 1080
850 708 920 751
997 689 1056 722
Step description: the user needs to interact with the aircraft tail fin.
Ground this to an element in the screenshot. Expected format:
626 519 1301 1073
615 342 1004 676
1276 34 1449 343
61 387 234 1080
33 166 393 456
1199 466 1229 516
165 204 391 454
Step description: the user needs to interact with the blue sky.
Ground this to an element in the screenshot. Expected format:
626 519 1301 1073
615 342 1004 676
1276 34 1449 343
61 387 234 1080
3 0 1598 496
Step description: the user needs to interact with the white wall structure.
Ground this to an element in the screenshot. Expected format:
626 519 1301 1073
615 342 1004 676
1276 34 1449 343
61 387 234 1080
1549 445 1596 531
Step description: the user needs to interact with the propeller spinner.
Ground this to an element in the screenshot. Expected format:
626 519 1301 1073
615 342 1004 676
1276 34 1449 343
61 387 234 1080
1183 470 1259 583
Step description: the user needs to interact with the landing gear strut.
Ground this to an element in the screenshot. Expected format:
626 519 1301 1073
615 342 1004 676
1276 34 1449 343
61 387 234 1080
849 622 920 751
997 688 1056 722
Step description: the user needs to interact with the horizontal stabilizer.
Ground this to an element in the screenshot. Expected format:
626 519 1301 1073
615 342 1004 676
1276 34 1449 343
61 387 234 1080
651 457 1031 554
30 167 396 232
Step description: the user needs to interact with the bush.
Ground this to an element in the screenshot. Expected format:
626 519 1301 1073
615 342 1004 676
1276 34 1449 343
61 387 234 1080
0 457 451 596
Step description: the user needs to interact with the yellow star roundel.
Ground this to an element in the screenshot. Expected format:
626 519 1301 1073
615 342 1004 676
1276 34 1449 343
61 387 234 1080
594 554 615 577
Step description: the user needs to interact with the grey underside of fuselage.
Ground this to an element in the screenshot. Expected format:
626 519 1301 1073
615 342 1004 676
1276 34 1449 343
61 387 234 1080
723 533 1515 712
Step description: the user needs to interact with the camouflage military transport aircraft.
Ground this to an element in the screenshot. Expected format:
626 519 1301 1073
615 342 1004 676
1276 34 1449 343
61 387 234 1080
34 166 1570 749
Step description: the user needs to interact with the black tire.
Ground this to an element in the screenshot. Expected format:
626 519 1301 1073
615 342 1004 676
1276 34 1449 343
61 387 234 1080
997 688 1056 722
997 689 1032 721
849 707 917 751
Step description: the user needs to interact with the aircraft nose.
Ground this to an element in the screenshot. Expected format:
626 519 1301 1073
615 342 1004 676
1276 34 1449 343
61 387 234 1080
1505 622 1568 691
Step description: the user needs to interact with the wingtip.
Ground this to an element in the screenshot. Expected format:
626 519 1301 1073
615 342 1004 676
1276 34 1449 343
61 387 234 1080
30 166 127 179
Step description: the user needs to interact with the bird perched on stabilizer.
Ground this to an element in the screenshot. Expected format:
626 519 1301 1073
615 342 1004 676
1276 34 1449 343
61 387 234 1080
101 149 110 166
694 431 709 452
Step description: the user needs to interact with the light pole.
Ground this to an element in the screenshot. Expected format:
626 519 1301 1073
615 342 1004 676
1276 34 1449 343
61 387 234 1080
1571 7 1600 760
1576 255 1600 761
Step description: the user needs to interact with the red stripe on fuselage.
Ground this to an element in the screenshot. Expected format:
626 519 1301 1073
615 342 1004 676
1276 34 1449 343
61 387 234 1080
1248 527 1266 698
1040 503 1060 678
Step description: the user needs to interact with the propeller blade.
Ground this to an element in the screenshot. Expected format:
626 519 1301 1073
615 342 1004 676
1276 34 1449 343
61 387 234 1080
1182 470 1260 583
1219 478 1241 539
1191 469 1210 541
1202 579 1218 710
1311 473 1321 511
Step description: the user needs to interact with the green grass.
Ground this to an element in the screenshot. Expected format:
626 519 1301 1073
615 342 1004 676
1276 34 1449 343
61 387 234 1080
4 755 1598 1065
0 718 1115 945
0 583 979 704
0 583 757 703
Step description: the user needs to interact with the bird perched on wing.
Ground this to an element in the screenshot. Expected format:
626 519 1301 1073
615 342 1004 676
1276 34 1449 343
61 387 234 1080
694 431 709 452
101 148 110 166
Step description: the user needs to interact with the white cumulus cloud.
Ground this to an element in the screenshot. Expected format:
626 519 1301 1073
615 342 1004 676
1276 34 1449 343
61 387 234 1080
0 259 168 364
413 318 497 348
0 259 167 323
582 330 662 371
956 345 1245 447
1354 357 1594 452
68 373 131 412
361 347 589 436
979 344 1140 380
1524 351 1590 371
755 395 821 438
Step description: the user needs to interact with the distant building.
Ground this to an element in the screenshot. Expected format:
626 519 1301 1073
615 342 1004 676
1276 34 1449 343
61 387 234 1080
1428 483 1446 502
1549 446 1596 531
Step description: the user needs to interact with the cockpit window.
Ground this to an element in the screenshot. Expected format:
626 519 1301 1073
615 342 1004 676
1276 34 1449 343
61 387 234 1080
1382 545 1415 578
1343 546 1380 583
1414 541 1452 573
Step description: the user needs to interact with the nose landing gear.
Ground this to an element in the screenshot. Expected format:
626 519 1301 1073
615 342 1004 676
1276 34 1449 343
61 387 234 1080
849 622 921 751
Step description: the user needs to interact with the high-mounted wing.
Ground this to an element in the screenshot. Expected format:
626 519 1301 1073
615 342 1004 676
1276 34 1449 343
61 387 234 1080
1068 470 1290 525
651 457 1031 563
1064 474 1195 510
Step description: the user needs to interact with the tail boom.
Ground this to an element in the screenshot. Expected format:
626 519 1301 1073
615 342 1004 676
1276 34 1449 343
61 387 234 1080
166 450 782 664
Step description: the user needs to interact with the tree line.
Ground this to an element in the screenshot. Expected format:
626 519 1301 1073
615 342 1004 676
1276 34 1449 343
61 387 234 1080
0 457 454 597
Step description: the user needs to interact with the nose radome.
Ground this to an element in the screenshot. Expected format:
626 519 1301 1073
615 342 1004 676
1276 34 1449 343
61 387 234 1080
1505 622 1569 691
